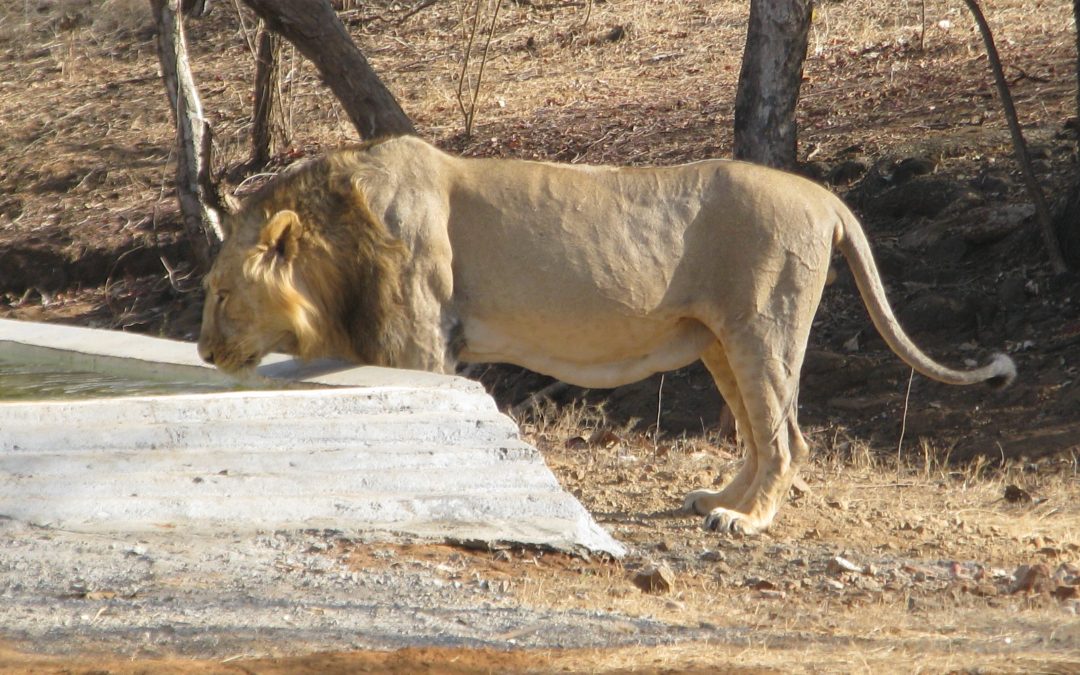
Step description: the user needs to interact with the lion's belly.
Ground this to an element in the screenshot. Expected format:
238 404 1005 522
458 315 714 388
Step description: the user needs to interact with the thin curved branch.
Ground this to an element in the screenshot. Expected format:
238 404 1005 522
961 0 1067 274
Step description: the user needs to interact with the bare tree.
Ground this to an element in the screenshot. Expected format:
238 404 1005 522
150 0 224 269
732 0 813 169
240 0 416 140
250 22 283 167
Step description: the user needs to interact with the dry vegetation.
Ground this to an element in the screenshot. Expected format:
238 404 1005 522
1 0 1079 672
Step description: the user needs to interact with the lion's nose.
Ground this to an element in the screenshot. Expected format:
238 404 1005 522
198 343 215 365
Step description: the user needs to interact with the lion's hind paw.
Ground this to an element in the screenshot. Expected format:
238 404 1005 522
683 489 729 516
702 507 762 536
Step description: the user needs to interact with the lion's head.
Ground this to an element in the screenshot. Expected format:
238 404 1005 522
197 149 408 374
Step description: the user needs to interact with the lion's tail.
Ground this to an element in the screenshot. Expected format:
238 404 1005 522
834 208 1016 389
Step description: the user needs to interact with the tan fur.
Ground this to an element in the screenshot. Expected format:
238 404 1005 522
198 136 1015 535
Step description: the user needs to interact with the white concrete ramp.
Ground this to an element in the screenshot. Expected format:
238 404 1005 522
0 319 625 557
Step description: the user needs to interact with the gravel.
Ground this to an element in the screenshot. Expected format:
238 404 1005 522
0 518 712 658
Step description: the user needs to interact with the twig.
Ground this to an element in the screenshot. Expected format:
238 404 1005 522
397 0 439 24
918 0 925 52
230 0 258 56
654 373 664 447
342 0 439 26
456 0 502 138
896 367 914 479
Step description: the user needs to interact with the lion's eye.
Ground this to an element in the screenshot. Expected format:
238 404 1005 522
216 290 229 306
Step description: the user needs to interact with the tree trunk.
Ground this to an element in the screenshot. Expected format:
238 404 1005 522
733 0 812 169
251 22 282 168
240 0 416 140
150 0 224 270
1075 0 1080 124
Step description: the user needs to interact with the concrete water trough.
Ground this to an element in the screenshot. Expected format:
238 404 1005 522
0 318 625 557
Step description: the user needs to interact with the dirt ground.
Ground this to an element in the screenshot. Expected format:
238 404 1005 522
1 0 1079 671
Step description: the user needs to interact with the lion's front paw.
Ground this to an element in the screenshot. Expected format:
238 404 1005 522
702 507 763 536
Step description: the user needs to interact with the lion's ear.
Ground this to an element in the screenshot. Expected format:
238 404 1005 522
259 210 304 264
218 194 243 240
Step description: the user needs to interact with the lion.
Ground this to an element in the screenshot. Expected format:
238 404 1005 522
198 135 1016 535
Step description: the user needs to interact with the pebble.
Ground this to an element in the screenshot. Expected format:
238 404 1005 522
826 556 861 575
632 563 675 594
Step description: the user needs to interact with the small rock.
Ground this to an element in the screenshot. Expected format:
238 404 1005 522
821 578 845 591
1004 484 1033 504
632 564 675 594
1057 563 1080 584
700 550 725 563
1011 563 1053 594
827 556 861 575
745 577 778 591
564 436 588 450
1053 585 1079 600
588 427 622 448
827 158 870 185
791 476 812 496
603 24 626 42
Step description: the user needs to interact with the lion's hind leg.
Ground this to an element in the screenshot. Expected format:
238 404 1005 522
691 329 811 536
683 342 758 516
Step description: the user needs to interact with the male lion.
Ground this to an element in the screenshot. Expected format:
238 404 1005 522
198 136 1015 535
